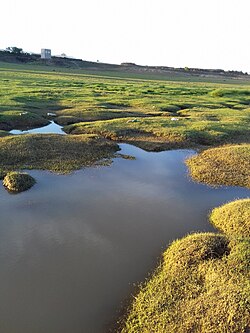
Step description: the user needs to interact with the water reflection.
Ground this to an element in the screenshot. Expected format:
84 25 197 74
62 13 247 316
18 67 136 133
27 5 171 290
9 121 65 135
0 144 248 333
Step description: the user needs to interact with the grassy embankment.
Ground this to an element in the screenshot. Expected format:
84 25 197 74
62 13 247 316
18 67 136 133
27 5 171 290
120 199 250 333
186 144 250 188
0 134 118 178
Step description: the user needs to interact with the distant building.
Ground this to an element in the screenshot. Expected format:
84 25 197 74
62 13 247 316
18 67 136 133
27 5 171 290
41 49 51 59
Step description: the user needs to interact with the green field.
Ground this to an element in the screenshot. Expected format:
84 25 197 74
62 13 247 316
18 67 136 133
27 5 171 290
0 62 249 152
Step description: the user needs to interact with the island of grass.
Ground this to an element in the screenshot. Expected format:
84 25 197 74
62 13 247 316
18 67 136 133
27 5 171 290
3 171 35 193
120 199 250 333
186 144 250 188
0 134 119 175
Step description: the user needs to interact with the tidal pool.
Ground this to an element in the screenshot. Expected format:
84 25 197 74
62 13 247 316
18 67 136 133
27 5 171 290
9 121 65 135
0 144 249 333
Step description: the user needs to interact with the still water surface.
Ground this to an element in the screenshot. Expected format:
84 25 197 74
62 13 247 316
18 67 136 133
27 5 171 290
9 121 65 135
0 144 249 333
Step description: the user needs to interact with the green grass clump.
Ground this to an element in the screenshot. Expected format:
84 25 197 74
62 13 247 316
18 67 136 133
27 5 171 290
3 171 35 193
186 144 250 188
121 200 250 333
210 199 250 237
0 134 119 174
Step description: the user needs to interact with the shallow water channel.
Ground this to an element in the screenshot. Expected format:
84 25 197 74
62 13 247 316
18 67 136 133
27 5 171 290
0 144 249 333
9 121 65 135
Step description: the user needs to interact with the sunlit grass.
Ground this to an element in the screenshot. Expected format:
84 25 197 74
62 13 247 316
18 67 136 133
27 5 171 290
186 144 250 188
120 199 250 333
0 65 249 149
210 199 250 237
0 134 119 175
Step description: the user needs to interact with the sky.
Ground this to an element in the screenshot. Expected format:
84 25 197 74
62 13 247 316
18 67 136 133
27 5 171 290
1 0 250 72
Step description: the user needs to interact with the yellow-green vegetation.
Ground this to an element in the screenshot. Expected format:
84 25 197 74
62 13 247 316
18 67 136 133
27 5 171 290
121 199 250 333
0 134 119 175
210 199 250 237
3 171 35 193
186 144 250 188
0 64 249 151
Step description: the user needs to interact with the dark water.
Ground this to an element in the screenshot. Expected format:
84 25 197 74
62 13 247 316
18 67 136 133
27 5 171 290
0 144 249 333
9 121 65 135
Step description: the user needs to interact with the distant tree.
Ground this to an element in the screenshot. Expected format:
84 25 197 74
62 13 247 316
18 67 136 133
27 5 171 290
6 46 23 54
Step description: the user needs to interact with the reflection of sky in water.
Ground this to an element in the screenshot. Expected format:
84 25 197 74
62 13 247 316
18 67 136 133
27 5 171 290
0 144 249 333
9 121 66 135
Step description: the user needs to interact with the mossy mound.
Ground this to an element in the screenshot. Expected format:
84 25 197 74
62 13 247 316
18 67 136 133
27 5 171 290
186 144 250 188
3 172 35 193
0 134 119 174
210 199 250 238
121 199 250 333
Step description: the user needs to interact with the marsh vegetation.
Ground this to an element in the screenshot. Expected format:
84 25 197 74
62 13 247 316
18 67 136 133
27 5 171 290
0 65 249 150
0 63 249 332
186 144 250 188
0 134 118 175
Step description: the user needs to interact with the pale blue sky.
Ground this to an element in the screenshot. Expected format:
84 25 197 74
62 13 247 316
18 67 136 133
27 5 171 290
1 0 250 72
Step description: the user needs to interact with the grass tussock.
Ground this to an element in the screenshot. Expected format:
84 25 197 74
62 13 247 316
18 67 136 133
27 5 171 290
186 144 250 188
0 134 119 174
3 171 35 193
120 200 250 333
210 199 250 237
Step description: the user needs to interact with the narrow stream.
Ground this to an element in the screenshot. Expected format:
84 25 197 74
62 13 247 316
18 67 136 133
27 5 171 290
0 144 249 333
